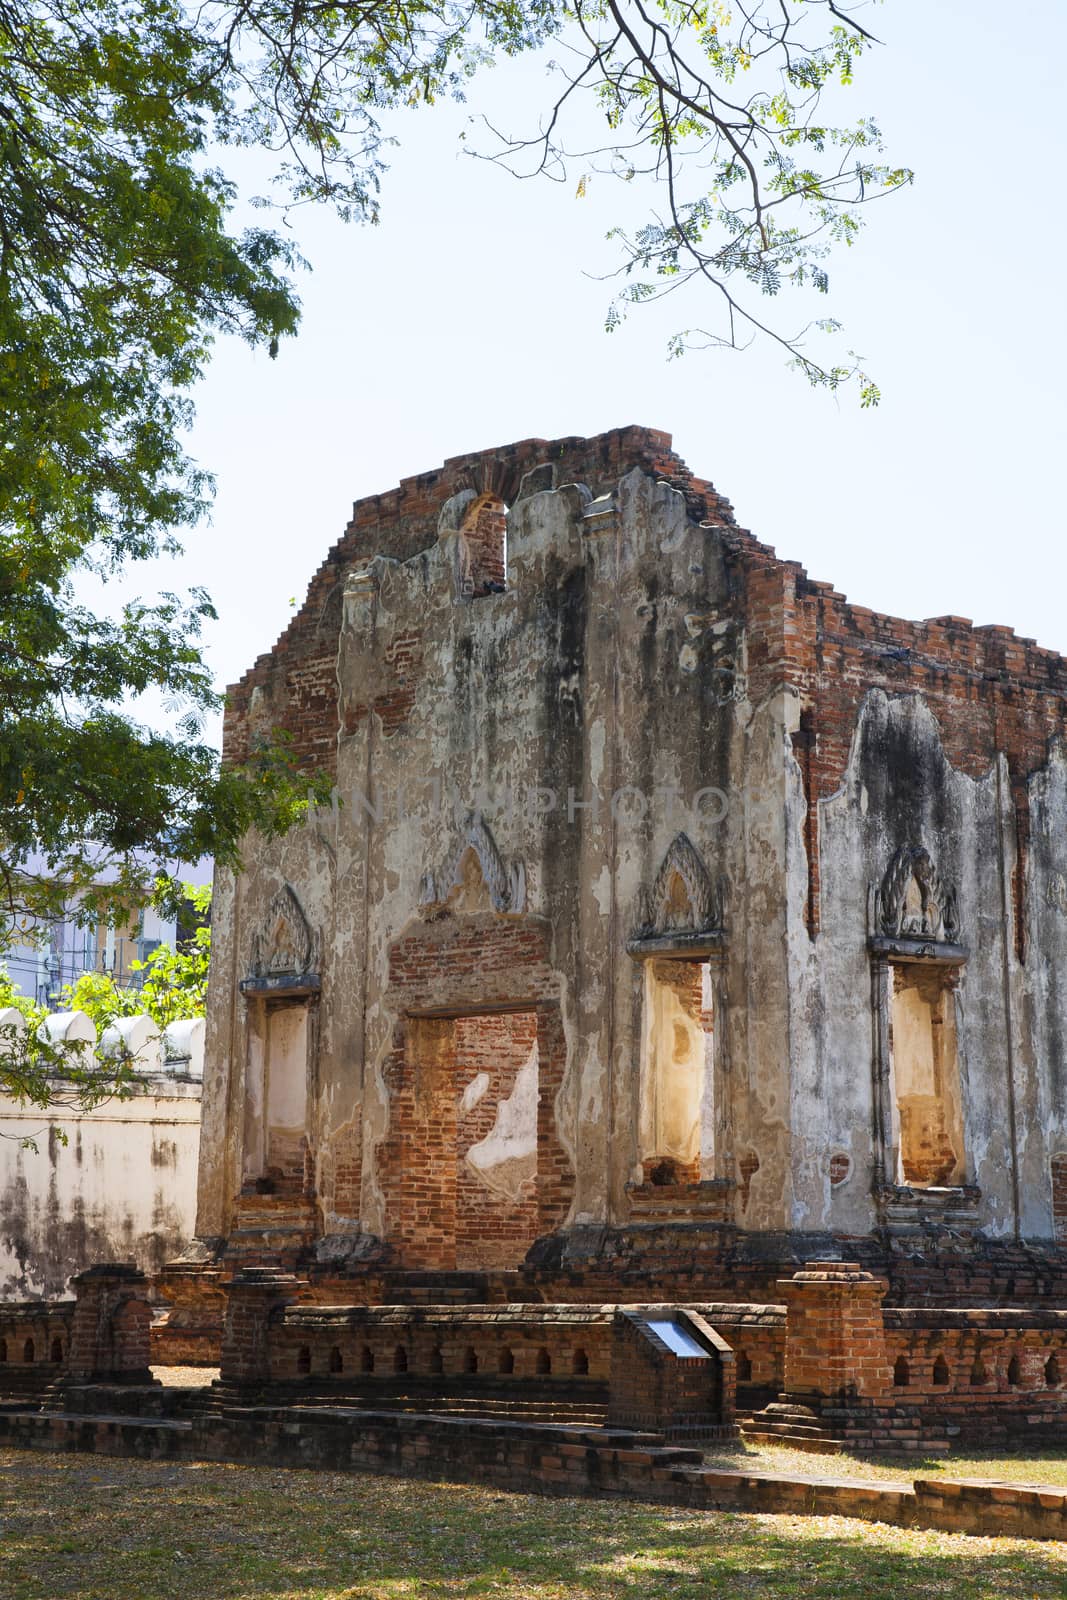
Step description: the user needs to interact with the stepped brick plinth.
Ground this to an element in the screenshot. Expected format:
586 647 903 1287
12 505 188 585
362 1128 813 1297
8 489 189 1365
780 1261 892 1402
220 1268 305 1387
744 1260 896 1450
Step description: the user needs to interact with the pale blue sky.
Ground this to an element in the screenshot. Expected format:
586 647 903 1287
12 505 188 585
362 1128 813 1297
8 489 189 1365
139 0 1066 734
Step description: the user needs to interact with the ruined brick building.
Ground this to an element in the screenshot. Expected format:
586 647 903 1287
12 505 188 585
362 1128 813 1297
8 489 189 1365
186 424 1067 1305
6 424 1067 1476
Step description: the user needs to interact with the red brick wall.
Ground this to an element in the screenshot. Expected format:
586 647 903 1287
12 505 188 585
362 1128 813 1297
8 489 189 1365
0 1305 74 1396
455 1011 539 1269
378 911 572 1268
268 1304 612 1385
881 1309 1067 1443
693 1305 785 1402
324 1120 363 1225
1053 1154 1067 1242
378 1018 458 1269
341 627 423 738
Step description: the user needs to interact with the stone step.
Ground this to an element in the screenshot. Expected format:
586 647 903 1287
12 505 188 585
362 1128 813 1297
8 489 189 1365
272 1393 610 1425
744 1419 830 1439
740 1428 846 1455
397 1405 608 1425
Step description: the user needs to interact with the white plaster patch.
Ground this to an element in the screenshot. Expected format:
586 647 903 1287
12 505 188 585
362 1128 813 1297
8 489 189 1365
592 866 613 918
460 1072 491 1116
466 1046 538 1199
588 718 606 791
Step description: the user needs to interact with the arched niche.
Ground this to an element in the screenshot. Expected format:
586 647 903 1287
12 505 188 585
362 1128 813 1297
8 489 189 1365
239 883 321 1191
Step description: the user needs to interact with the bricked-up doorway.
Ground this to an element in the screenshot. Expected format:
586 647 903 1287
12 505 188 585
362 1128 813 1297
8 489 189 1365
381 1003 569 1270
455 1010 539 1269
381 910 572 1270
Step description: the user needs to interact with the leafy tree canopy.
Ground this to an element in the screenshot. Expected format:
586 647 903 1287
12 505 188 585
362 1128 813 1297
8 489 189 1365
0 884 210 1116
0 0 907 960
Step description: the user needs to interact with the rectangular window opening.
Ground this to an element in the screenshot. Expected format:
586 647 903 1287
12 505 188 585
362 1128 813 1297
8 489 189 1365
638 958 715 1185
890 966 966 1188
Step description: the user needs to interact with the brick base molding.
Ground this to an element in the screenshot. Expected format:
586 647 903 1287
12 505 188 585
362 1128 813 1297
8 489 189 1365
2 1400 1065 1542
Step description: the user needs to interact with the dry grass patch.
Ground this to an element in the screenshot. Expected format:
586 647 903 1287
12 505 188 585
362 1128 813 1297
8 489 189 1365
1 1448 1066 1600
705 1437 1067 1488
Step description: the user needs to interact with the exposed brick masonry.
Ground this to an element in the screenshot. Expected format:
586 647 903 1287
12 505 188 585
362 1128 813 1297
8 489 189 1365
378 910 572 1269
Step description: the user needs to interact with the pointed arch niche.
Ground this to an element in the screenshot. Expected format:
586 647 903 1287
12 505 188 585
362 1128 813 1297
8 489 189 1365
869 845 977 1230
239 883 321 1192
437 487 509 599
419 813 526 915
626 835 731 1219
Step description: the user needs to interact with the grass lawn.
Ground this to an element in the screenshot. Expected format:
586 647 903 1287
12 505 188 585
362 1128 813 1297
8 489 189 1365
1 1449 1065 1600
703 1437 1067 1487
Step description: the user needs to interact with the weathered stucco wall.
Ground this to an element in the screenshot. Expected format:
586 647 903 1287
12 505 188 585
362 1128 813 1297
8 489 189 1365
813 694 1012 1234
192 426 1067 1272
0 1076 201 1298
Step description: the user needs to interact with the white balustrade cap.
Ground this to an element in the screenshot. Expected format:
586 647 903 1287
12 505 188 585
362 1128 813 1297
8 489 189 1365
100 1014 160 1059
164 1017 205 1076
37 1010 96 1046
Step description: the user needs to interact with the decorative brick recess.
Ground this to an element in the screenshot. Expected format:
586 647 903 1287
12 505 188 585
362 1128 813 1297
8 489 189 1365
3 1403 1067 1542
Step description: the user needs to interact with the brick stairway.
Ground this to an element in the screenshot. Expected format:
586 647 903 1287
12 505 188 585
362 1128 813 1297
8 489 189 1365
742 1397 951 1455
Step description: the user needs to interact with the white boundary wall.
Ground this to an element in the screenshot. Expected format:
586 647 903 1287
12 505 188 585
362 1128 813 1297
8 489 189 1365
0 1011 202 1298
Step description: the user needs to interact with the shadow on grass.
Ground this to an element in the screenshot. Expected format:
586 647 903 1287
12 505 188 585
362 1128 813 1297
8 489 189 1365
0 1450 1064 1600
